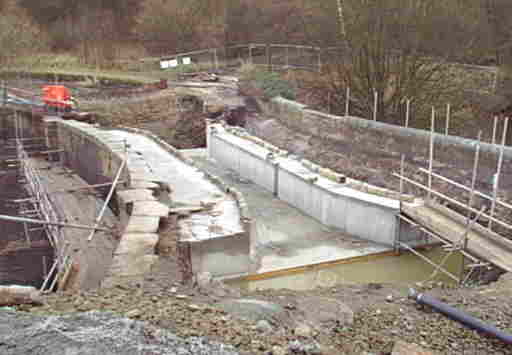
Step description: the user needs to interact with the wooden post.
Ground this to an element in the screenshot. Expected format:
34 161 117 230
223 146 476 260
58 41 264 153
445 103 451 135
249 44 253 64
405 99 410 128
373 90 378 121
492 115 498 145
345 87 350 117
489 117 509 231
428 107 435 200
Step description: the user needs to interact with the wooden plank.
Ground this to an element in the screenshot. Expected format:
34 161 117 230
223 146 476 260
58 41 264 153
401 203 512 272
240 250 398 282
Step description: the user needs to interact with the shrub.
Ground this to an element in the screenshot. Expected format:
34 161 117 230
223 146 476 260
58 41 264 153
240 68 295 101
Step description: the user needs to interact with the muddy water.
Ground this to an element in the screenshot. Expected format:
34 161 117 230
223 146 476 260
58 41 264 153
233 247 463 292
0 146 53 288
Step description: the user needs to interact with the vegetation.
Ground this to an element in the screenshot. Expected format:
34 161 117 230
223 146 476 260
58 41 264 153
239 65 296 101
2 0 512 141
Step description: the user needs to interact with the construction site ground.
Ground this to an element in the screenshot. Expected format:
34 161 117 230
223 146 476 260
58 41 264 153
19 269 512 354
33 158 119 290
3 72 512 354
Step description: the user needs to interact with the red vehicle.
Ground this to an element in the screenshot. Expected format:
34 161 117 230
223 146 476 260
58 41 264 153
42 85 77 112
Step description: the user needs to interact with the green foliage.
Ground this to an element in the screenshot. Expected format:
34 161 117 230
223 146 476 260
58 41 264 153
242 69 296 101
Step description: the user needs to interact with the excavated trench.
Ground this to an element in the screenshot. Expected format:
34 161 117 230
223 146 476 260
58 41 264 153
0 141 54 288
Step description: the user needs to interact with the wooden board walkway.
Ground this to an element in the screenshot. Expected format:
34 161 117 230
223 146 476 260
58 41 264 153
402 200 512 273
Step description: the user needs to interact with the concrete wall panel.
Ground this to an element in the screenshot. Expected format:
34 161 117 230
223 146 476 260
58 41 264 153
190 234 250 278
208 123 400 247
211 134 276 193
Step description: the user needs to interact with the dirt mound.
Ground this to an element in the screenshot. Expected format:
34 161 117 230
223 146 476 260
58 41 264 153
171 112 207 149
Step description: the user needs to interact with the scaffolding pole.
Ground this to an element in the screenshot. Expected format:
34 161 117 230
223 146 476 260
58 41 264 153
489 117 509 231
0 214 111 232
87 143 127 242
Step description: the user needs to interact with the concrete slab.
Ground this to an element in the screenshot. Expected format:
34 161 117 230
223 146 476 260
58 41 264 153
129 172 162 182
129 166 153 174
108 130 244 240
132 201 170 217
130 180 160 189
124 216 161 233
184 149 390 273
117 189 156 203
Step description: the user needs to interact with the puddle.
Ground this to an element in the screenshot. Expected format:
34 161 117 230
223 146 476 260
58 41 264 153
230 246 463 291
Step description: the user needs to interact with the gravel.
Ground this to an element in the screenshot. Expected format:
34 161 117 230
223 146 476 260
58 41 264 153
0 310 239 355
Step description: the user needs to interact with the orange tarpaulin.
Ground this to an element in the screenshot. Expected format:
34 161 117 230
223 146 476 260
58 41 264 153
42 85 72 109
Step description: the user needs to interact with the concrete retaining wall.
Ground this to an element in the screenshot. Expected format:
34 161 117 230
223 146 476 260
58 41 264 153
269 97 512 159
210 127 277 194
266 97 512 195
208 123 400 246
117 126 252 279
56 120 170 288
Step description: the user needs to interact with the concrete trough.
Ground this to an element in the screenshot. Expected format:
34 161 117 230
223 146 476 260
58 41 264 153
208 123 400 247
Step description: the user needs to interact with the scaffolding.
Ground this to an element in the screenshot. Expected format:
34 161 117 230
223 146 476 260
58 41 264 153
395 114 511 286
8 111 73 292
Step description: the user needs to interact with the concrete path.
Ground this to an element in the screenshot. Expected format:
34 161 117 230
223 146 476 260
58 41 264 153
402 201 512 272
183 149 388 273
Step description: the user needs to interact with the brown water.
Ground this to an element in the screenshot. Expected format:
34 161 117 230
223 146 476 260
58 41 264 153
232 247 463 291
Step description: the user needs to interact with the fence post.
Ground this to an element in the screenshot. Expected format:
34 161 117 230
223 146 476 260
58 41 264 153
317 48 322 73
373 90 378 121
445 103 451 135
492 115 498 145
214 48 219 71
345 87 350 117
1 80 5 106
489 117 509 231
405 99 411 128
266 43 271 71
467 131 482 229
428 107 435 200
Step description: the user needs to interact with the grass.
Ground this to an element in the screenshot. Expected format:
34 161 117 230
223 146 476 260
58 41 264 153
1 53 176 85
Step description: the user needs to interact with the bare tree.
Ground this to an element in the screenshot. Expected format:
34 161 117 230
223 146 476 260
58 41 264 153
0 1 48 67
303 0 472 127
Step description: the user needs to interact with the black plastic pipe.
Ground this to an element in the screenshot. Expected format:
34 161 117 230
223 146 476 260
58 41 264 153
409 288 512 345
